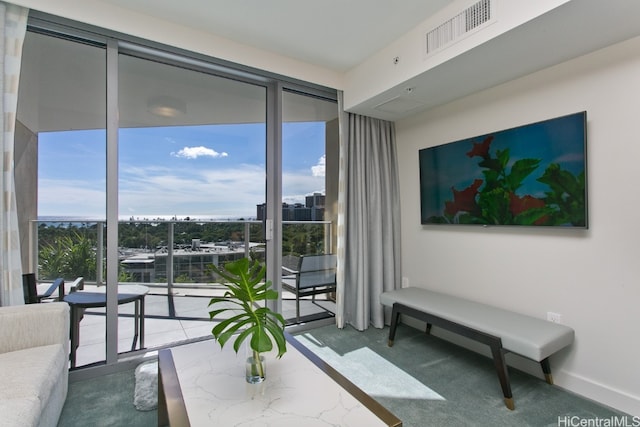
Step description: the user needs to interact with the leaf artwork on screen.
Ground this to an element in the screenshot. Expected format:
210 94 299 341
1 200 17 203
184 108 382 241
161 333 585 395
420 112 587 227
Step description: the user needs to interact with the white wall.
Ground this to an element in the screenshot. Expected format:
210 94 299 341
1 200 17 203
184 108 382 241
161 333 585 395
395 35 640 416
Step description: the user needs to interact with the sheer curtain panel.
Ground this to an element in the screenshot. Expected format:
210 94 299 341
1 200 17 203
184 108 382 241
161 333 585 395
335 91 347 328
0 2 28 306
341 113 401 330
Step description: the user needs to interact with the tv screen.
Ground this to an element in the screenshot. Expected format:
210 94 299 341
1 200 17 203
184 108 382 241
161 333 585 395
419 111 587 228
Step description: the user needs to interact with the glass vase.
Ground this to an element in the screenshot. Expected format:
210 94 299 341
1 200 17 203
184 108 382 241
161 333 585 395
245 350 266 384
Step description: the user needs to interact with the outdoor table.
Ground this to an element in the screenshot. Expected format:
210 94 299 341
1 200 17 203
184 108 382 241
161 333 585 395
64 284 149 368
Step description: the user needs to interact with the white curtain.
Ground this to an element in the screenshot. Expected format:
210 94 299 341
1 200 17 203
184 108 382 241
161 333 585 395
335 91 347 328
0 2 28 306
337 112 402 331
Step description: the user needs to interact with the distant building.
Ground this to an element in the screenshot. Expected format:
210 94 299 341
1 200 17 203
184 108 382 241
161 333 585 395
306 193 325 208
256 192 325 221
121 241 263 283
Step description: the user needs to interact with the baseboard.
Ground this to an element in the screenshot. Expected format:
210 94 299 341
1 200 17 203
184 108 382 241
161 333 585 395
553 370 640 418
399 317 640 417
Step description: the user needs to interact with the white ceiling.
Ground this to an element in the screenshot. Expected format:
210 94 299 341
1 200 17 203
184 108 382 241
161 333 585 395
93 0 640 121
348 0 640 119
21 0 640 126
97 0 452 72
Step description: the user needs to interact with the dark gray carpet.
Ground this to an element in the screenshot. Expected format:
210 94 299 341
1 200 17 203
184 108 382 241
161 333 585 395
58 368 156 427
294 324 628 427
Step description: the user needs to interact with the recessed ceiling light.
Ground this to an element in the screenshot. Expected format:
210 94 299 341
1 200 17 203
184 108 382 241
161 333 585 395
147 95 186 118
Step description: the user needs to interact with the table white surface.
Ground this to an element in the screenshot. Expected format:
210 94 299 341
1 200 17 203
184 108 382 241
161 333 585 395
164 336 399 426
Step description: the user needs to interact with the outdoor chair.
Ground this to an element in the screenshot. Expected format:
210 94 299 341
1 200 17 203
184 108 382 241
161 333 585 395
22 273 65 304
69 277 85 293
282 254 337 323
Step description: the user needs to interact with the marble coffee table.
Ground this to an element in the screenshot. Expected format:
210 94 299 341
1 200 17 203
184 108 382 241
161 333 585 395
158 332 402 426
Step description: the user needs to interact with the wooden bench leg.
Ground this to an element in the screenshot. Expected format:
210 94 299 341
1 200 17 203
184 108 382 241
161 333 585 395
389 303 516 410
388 305 401 347
540 358 553 384
489 345 514 410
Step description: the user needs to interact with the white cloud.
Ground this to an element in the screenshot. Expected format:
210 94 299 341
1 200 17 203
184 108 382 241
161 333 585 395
171 146 228 159
282 170 325 204
311 155 325 177
117 164 266 218
41 161 326 219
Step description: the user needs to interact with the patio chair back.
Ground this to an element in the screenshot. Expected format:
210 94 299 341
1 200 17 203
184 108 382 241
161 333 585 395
22 273 65 304
297 254 337 290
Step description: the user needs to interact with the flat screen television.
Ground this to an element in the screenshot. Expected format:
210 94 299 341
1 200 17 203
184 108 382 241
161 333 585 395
419 111 587 228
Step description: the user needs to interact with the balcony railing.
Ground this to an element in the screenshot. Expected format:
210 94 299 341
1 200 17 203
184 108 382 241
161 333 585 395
29 219 333 287
30 218 335 367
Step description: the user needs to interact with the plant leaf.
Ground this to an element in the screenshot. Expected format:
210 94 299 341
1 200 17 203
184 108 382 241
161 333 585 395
506 158 540 191
207 257 287 358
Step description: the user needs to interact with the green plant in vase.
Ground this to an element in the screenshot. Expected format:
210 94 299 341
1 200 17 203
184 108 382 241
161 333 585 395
207 257 287 383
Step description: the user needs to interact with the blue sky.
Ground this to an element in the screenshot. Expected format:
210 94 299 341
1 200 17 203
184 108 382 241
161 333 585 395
38 122 326 220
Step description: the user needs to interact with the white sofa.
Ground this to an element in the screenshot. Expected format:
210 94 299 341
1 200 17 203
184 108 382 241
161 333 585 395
0 302 70 427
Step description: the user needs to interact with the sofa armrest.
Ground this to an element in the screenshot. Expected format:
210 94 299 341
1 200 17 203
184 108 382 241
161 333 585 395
0 302 69 356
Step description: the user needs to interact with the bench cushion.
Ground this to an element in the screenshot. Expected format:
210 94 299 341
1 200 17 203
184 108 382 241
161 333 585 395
380 287 574 361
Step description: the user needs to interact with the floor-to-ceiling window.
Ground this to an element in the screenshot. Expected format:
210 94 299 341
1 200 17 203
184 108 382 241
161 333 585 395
116 52 268 349
16 30 109 366
16 14 337 369
281 90 338 323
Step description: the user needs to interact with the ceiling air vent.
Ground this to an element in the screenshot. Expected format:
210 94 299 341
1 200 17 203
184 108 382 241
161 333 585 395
425 0 493 55
374 96 426 115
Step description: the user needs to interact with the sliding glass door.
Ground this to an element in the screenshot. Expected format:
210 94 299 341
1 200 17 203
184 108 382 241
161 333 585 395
117 52 267 349
17 31 108 367
281 90 338 323
17 14 337 368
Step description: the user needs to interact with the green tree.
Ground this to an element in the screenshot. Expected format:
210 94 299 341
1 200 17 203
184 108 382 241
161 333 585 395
39 231 97 281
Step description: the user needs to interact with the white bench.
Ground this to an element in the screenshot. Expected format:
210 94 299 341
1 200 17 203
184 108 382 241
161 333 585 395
380 287 575 410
